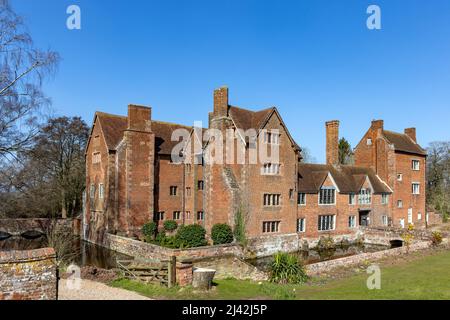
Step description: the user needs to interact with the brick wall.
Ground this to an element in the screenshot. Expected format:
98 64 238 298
0 248 57 300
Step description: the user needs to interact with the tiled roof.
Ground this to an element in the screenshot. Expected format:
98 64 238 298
298 163 392 194
228 105 301 151
96 112 195 155
382 130 427 156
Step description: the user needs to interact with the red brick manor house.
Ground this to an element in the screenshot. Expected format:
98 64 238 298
84 87 427 243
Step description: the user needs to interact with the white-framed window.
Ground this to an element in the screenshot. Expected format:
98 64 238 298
348 216 356 228
412 160 420 171
263 131 280 145
198 180 204 190
319 187 335 205
186 164 192 174
318 215 335 231
358 188 372 205
382 215 388 226
297 218 306 233
408 209 413 224
90 184 95 199
263 221 280 233
185 211 191 220
262 163 280 175
263 194 281 206
154 212 164 221
99 184 104 199
397 174 403 181
349 193 356 205
92 152 101 164
367 138 372 146
397 200 403 208
412 183 420 195
418 212 422 220
381 193 389 205
298 193 306 206
197 211 204 221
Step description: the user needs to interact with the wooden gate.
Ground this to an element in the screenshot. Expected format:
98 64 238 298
117 256 176 287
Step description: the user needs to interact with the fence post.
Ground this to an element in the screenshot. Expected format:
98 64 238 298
168 256 177 288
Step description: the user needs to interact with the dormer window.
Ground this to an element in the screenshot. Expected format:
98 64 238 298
358 188 372 205
319 187 335 205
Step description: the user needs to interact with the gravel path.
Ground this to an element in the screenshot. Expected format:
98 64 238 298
58 279 151 300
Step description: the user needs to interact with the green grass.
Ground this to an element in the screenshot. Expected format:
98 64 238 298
110 249 450 300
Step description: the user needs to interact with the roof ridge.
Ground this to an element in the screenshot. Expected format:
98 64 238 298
96 111 127 119
229 105 274 114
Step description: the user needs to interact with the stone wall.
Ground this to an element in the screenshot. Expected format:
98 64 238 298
0 248 57 300
306 240 431 276
0 218 74 236
103 233 244 261
194 256 268 281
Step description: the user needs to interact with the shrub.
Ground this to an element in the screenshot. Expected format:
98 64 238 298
163 220 178 232
142 221 157 241
317 236 335 250
431 231 443 246
234 207 247 246
211 223 234 245
175 224 207 248
269 252 308 284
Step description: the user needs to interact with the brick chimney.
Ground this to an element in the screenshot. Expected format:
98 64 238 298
326 120 339 165
127 104 152 131
371 120 384 131
404 128 417 142
213 86 229 118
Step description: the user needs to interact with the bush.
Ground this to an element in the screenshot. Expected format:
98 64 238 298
211 223 234 245
163 220 178 232
269 252 308 284
175 224 207 248
431 231 443 246
142 221 157 241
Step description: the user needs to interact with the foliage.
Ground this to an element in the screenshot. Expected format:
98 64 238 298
174 224 207 248
211 223 234 245
269 252 308 284
431 231 443 246
233 207 247 247
317 236 335 251
163 220 178 232
0 0 60 159
44 220 79 268
142 221 157 241
401 224 415 252
0 116 89 218
338 138 354 165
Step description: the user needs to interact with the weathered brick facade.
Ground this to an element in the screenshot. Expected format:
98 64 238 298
85 87 429 246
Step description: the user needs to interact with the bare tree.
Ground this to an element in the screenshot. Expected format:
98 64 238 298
427 141 450 220
0 0 59 159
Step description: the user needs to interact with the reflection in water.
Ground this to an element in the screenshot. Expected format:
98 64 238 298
0 236 130 270
247 243 390 272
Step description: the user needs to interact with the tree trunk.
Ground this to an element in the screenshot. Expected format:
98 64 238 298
61 194 67 219
192 268 216 290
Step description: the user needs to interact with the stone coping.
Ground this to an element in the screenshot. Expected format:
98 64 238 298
0 248 56 264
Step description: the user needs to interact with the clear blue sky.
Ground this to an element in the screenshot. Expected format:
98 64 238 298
11 0 450 162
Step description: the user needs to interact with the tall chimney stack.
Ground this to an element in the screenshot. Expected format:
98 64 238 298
326 120 340 165
213 86 229 118
127 104 152 132
404 128 417 142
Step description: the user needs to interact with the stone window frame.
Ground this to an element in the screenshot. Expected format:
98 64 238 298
318 215 336 231
397 200 403 208
92 152 101 164
262 221 280 233
348 215 357 228
382 215 389 226
349 193 356 205
173 211 181 220
154 211 165 221
358 188 372 205
89 184 95 199
197 180 204 191
197 211 204 221
412 182 420 195
412 159 420 171
98 183 104 199
261 163 281 175
381 193 389 205
297 218 306 233
170 186 178 196
318 187 336 206
263 193 281 207
263 131 281 145
298 193 306 206
186 187 192 197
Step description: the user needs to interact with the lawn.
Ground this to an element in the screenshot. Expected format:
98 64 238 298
110 248 450 300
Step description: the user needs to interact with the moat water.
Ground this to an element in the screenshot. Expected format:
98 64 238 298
246 243 391 272
0 235 130 269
